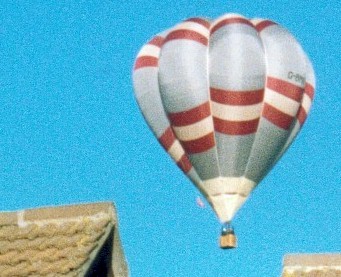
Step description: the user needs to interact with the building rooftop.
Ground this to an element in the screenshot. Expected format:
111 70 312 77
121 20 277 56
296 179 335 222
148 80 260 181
282 254 341 277
0 202 128 277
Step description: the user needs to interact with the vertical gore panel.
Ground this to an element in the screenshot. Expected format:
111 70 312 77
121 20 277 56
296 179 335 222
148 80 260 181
133 35 201 182
244 20 307 182
274 54 316 163
133 36 168 138
158 18 220 180
209 14 265 177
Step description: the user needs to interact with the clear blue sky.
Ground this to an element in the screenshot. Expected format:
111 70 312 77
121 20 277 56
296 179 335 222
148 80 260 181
1 1 340 276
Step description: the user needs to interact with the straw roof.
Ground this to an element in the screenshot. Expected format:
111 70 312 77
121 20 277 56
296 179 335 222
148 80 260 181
0 202 128 277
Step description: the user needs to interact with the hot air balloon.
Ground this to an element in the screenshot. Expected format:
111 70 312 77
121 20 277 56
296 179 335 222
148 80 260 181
132 13 315 249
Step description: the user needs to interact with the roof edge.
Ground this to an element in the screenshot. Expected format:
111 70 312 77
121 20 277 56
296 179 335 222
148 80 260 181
284 254 341 267
0 202 115 226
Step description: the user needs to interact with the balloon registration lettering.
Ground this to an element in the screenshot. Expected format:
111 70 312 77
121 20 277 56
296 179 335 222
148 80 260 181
288 71 306 86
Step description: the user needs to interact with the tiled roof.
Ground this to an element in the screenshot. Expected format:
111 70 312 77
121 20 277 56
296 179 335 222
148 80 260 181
282 254 341 277
0 202 128 277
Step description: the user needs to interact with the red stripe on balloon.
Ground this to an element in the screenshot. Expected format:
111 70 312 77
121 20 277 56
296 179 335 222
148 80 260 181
267 77 303 102
297 106 308 126
177 154 192 173
134 56 158 70
158 127 176 150
211 17 254 34
263 103 294 130
305 83 315 100
164 30 208 46
180 133 215 154
254 20 277 32
210 88 264 105
213 117 259 135
185 18 210 29
168 102 211 127
148 36 164 48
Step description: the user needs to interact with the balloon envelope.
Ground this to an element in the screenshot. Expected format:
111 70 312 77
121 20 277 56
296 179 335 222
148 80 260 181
133 14 315 223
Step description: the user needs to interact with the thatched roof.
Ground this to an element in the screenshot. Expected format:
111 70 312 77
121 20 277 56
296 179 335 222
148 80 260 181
0 202 128 276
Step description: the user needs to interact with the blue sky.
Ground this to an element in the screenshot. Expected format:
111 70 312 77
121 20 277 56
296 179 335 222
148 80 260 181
1 1 340 276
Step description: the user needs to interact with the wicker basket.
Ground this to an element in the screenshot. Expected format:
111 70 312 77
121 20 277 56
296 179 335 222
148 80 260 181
220 233 237 249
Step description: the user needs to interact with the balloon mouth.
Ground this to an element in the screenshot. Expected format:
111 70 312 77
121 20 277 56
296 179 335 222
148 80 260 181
220 222 237 249
201 177 255 223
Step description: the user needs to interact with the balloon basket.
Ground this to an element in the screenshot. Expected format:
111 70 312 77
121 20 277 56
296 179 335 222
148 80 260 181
220 223 237 249
220 233 237 249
